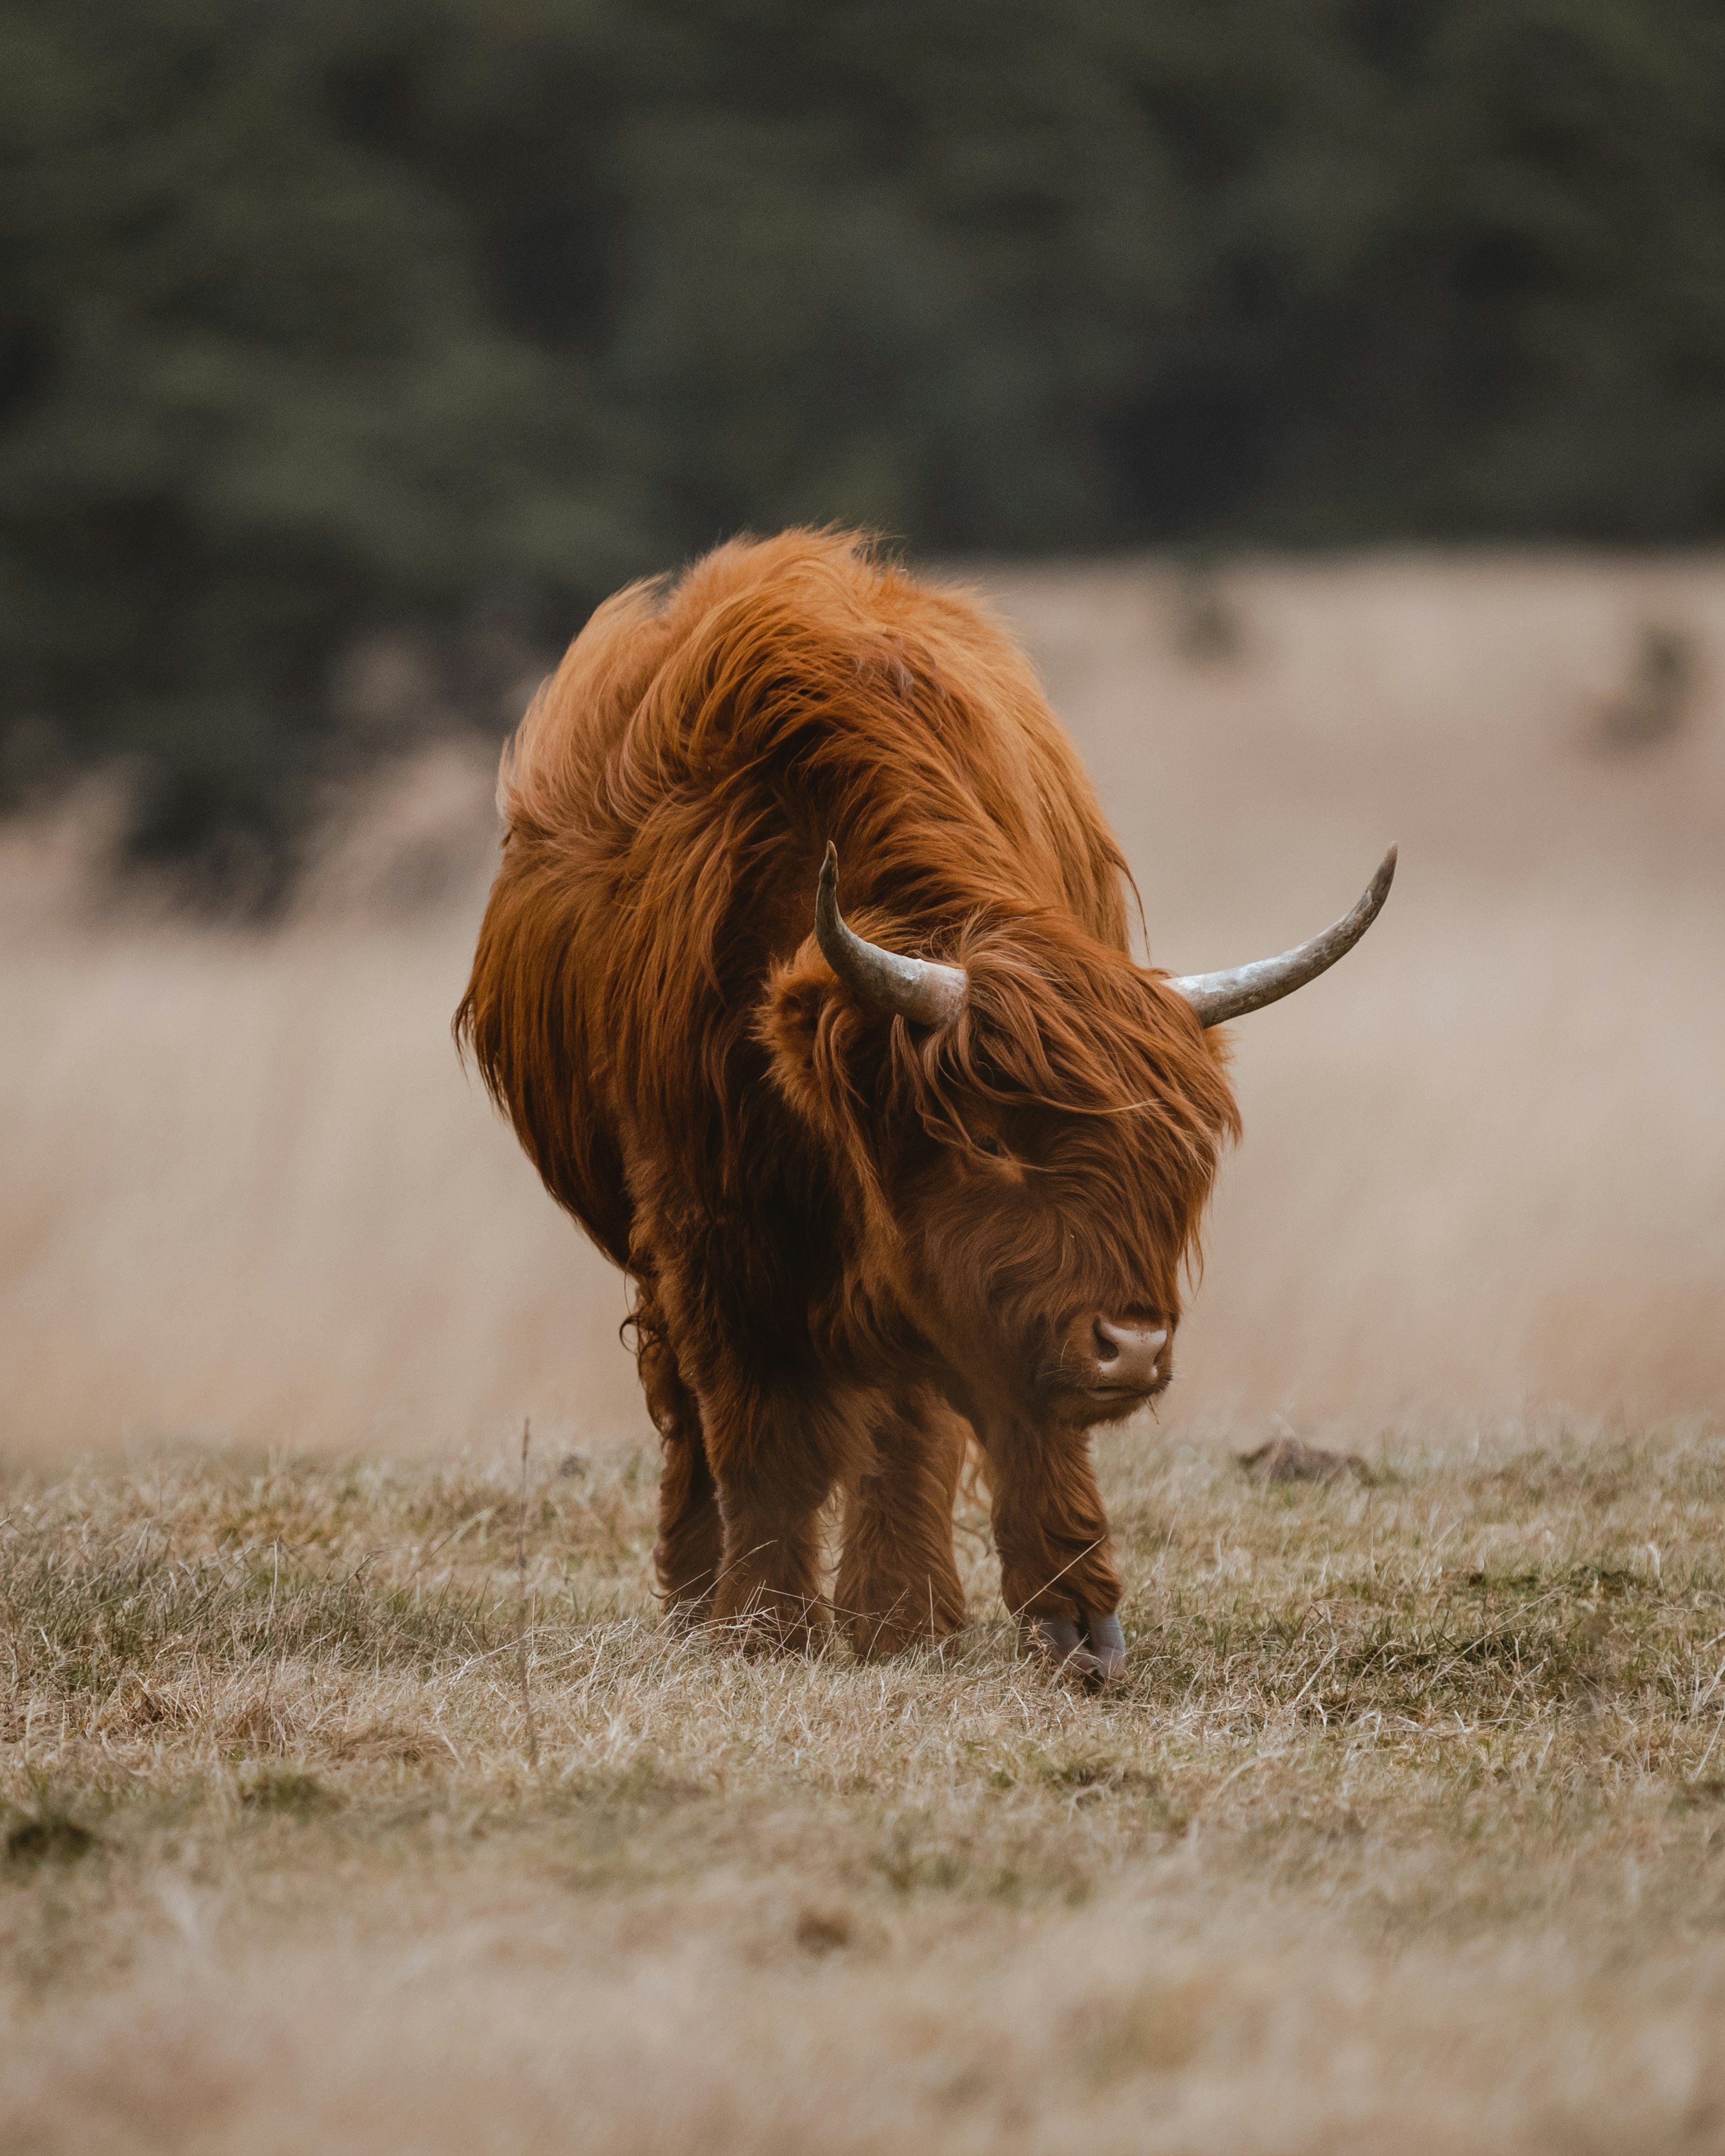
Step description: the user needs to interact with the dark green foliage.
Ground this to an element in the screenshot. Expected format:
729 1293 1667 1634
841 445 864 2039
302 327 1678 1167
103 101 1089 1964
7 1 1725 898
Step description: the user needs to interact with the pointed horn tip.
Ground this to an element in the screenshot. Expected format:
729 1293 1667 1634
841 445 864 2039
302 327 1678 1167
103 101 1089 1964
1166 843 1400 1028
1359 844 1397 914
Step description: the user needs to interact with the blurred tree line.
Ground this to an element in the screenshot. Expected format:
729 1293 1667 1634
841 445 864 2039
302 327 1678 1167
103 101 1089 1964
6 0 1725 900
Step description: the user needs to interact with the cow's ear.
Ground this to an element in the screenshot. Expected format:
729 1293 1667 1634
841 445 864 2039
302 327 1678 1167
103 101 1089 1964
759 952 840 1125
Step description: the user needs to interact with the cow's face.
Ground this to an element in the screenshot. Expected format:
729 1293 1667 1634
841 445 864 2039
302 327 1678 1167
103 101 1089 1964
887 1093 1201 1428
762 923 1238 1429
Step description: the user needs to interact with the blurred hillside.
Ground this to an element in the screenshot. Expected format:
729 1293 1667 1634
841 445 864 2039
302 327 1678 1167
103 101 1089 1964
8 1 1725 899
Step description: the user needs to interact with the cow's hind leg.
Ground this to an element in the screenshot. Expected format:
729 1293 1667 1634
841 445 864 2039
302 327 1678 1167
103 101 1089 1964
834 1391 968 1659
632 1287 722 1625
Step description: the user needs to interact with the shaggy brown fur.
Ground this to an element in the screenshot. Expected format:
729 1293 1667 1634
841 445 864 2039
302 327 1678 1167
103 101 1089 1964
457 531 1238 1662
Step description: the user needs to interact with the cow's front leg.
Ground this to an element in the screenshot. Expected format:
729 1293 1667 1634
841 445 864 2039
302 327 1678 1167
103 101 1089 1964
703 1382 857 1654
977 1419 1125 1682
834 1389 968 1659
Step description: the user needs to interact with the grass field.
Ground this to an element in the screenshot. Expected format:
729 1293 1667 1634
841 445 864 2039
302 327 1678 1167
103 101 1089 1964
3 551 1723 2148
8 1420 1725 2152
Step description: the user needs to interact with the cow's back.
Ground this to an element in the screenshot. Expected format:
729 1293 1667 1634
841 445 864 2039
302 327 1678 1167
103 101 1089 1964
458 531 1132 1258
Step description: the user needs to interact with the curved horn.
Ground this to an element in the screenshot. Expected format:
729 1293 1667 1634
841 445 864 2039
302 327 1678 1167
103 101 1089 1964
815 842 968 1027
1168 847 1397 1027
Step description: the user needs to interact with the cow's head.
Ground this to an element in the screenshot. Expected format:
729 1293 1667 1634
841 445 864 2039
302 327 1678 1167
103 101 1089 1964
761 844 1394 1431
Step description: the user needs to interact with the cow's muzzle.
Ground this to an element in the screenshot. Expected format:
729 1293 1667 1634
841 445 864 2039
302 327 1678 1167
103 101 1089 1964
1089 1317 1168 1394
1046 1312 1170 1415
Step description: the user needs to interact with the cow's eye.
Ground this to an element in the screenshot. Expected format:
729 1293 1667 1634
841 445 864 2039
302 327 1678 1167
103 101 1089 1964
974 1132 1007 1159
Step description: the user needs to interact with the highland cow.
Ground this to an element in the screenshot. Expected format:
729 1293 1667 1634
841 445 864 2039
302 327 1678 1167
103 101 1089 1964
457 532 1392 1678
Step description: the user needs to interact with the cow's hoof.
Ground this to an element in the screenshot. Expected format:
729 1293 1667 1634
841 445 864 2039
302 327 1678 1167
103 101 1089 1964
1023 1614 1082 1666
1080 1610 1126 1680
1022 1612 1125 1687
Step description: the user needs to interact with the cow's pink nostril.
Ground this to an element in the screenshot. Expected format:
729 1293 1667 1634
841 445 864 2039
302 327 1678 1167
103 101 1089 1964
1091 1317 1169 1391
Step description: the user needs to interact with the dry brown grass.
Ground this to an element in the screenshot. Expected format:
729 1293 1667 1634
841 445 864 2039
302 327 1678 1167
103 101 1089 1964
8 1421 1725 2153
3 552 1723 2148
